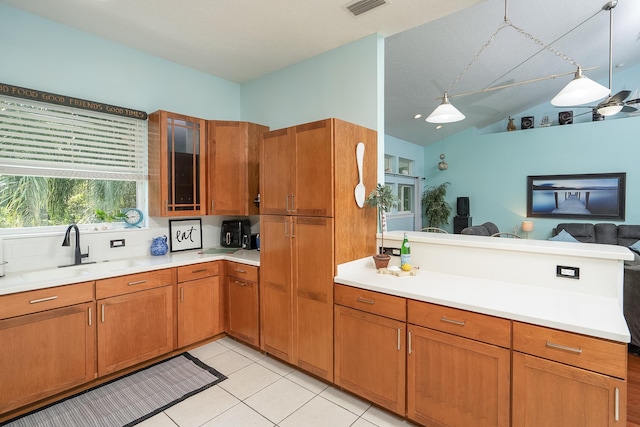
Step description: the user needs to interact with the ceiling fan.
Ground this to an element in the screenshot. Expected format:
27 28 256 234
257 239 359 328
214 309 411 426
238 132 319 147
570 1 639 117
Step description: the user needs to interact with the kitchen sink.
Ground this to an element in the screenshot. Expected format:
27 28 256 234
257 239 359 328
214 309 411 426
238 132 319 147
21 266 89 281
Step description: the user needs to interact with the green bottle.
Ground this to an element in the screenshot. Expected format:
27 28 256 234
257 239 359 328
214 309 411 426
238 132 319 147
400 233 411 265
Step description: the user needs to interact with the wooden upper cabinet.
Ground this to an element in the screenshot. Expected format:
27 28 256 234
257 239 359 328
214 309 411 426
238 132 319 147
207 121 268 216
148 110 207 217
293 120 334 217
260 120 334 217
260 127 294 215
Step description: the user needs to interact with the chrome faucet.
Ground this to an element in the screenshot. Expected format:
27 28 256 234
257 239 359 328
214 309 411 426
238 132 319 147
59 224 93 268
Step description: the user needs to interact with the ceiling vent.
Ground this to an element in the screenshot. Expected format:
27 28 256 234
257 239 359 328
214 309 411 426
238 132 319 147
344 0 390 17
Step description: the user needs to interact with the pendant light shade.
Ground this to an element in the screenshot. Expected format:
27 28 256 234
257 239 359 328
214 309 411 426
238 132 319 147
426 94 465 123
550 67 611 107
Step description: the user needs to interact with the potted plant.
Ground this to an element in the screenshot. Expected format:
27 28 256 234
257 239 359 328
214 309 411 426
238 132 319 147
422 182 451 229
365 183 399 269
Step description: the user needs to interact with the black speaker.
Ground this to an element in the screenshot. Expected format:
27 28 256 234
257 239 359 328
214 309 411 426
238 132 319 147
559 111 573 125
457 197 470 217
521 116 534 129
454 216 472 234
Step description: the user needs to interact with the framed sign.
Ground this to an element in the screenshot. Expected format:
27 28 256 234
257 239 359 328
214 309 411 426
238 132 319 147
169 218 203 252
527 172 626 220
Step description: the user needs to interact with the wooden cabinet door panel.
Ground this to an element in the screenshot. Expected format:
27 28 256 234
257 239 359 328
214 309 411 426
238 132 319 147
260 215 292 361
97 286 173 376
227 276 259 347
261 128 294 215
293 120 333 217
208 121 246 215
0 302 96 413
512 352 626 427
407 325 510 427
334 305 406 415
294 216 334 380
178 276 221 348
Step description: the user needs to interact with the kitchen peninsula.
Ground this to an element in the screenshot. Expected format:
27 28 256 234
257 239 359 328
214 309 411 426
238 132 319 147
334 231 631 426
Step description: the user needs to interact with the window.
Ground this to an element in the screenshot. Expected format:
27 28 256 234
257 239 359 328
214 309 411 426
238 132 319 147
0 95 147 229
398 184 414 213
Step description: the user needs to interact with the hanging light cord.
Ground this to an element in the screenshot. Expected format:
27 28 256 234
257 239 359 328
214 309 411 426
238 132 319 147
444 0 603 99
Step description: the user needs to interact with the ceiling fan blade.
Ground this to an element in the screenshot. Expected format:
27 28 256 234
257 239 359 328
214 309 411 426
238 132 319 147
626 98 640 105
622 105 637 113
609 90 631 103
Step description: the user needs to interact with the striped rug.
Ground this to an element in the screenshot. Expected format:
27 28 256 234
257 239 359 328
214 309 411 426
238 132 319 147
3 353 226 427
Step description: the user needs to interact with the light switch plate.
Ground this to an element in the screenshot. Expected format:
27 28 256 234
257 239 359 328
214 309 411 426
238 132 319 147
556 265 579 279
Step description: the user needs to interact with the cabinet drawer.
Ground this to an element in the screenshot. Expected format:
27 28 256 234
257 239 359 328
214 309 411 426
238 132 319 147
408 300 511 348
513 321 627 379
0 281 94 320
227 261 258 282
334 284 406 321
96 269 172 299
177 261 219 283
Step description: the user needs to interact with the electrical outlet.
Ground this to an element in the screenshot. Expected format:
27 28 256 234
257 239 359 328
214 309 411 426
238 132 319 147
110 239 125 248
556 265 579 279
380 247 401 256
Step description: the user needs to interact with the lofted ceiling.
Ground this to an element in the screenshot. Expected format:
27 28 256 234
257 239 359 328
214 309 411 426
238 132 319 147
2 0 640 147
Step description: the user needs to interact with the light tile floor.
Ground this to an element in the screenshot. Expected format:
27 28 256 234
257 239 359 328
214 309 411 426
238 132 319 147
138 337 419 427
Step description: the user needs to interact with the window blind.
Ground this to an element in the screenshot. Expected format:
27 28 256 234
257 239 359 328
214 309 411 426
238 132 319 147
0 95 147 181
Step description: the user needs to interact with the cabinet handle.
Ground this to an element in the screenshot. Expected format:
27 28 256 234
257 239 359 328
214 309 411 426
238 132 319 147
286 195 289 212
180 286 184 303
615 387 620 421
29 295 58 304
291 220 295 238
408 330 413 355
290 194 295 212
211 200 214 212
128 280 147 286
88 306 92 326
101 304 105 323
545 341 583 354
356 297 375 305
234 268 247 274
441 316 466 326
397 328 401 351
234 280 247 287
191 268 208 274
284 220 289 237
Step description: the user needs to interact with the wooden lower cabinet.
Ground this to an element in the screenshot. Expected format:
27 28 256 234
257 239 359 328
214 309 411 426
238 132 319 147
407 325 511 427
226 264 260 347
334 305 406 415
0 302 96 414
512 321 627 426
97 285 174 376
178 275 222 347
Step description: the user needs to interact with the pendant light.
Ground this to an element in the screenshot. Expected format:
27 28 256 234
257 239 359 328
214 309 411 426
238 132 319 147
425 0 609 123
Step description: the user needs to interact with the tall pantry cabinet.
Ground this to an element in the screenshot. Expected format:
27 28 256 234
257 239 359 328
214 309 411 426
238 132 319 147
260 118 378 381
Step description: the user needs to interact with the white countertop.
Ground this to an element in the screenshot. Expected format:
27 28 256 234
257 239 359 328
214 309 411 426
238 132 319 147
335 257 631 343
0 249 260 296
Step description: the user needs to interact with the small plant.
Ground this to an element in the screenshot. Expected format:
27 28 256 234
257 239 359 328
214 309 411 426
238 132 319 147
94 209 126 223
422 182 451 229
365 184 399 255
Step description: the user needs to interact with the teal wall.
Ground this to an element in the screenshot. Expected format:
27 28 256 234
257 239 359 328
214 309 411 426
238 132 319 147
241 34 383 132
0 4 241 119
424 111 640 239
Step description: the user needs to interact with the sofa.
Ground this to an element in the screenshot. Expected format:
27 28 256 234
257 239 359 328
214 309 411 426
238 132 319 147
552 223 640 350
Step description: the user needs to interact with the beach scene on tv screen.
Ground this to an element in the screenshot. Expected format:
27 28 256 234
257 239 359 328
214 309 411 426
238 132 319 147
531 177 620 215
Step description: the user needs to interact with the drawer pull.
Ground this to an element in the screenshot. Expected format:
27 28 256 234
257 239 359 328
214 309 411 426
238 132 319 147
234 268 247 274
29 296 58 304
192 268 208 274
441 316 466 326
128 280 147 286
234 280 247 287
546 341 583 354
356 297 375 305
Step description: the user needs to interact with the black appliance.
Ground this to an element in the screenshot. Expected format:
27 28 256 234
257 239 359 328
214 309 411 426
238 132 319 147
454 216 472 234
456 197 470 217
220 220 251 248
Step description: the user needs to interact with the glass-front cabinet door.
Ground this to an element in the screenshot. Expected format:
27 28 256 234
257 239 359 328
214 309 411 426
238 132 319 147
148 111 207 217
